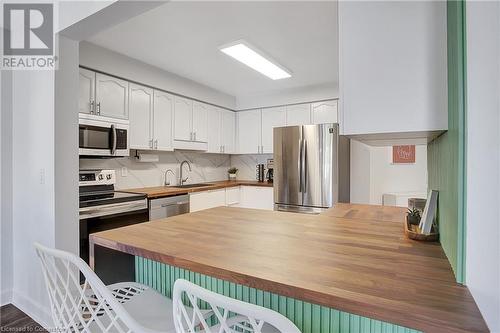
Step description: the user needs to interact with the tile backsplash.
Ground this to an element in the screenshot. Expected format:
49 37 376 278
79 151 272 189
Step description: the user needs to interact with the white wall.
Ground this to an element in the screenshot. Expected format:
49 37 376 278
339 1 447 135
236 82 338 111
1 67 14 306
350 141 427 205
3 1 157 327
465 2 500 331
79 41 236 110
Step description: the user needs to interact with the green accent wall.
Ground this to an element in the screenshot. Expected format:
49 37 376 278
427 0 467 283
135 257 421 333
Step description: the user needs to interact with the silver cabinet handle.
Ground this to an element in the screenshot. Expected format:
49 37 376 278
149 139 153 148
90 100 95 114
154 139 158 149
96 102 101 115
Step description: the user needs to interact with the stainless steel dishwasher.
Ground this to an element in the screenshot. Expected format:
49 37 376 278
149 194 190 220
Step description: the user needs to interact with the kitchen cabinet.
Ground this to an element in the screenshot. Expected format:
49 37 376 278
173 98 209 150
192 101 209 143
237 110 262 154
221 110 236 154
152 90 174 151
339 1 447 137
129 86 174 151
129 83 153 150
174 96 192 142
225 186 240 206
239 186 274 210
95 73 129 119
261 106 286 153
78 68 95 114
190 189 226 212
207 106 222 153
208 107 236 154
286 103 311 126
311 100 338 125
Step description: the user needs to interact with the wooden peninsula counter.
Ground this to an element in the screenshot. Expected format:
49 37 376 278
90 204 488 333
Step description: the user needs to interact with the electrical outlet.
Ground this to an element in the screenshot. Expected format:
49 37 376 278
121 167 128 177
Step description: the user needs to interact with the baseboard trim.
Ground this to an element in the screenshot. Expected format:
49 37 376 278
0 289 12 306
12 290 52 330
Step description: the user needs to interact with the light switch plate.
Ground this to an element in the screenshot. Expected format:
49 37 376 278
121 167 128 177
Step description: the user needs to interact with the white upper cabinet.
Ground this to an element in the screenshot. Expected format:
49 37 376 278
261 106 286 153
207 106 222 153
311 100 338 125
286 103 311 126
192 101 209 143
339 1 447 136
95 73 129 119
129 83 153 150
78 68 95 115
221 110 236 154
237 110 262 154
207 107 235 154
153 90 174 151
174 96 192 141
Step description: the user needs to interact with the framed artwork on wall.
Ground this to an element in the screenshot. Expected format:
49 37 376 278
392 145 416 164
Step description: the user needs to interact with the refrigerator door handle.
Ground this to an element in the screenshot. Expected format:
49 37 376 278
299 139 304 193
302 140 307 192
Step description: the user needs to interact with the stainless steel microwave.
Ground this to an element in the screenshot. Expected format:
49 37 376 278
79 114 129 157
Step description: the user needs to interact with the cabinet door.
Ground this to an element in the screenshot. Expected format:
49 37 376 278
240 186 274 210
261 106 286 154
225 186 241 206
207 107 222 153
237 110 262 154
192 101 209 142
311 100 338 124
221 110 236 154
190 189 226 212
78 68 95 114
286 103 311 126
153 90 174 151
129 83 153 150
95 73 129 119
174 96 193 141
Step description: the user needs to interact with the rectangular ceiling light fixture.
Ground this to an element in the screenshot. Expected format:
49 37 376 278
220 41 291 80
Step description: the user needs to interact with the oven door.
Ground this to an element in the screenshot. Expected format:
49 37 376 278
79 116 129 157
80 199 148 284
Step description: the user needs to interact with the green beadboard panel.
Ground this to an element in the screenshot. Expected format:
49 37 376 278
427 0 467 283
135 257 421 333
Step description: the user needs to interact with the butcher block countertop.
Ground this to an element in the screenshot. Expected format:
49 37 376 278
90 203 488 333
121 180 273 198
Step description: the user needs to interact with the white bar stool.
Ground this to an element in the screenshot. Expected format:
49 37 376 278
34 243 210 333
172 279 301 333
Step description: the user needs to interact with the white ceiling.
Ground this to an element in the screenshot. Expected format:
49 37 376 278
87 1 338 98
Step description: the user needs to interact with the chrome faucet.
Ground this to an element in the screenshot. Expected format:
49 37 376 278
179 160 192 185
164 169 175 186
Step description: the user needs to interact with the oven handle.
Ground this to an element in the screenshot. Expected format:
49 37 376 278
110 124 117 155
79 199 148 220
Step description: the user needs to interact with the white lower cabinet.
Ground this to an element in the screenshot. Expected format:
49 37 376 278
189 186 273 212
225 186 241 206
238 186 274 211
189 189 226 212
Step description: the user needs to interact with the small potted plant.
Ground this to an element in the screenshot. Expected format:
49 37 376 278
406 207 422 226
228 167 238 180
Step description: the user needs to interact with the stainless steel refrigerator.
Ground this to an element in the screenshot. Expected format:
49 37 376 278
273 123 350 213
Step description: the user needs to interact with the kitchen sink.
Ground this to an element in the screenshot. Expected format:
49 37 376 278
172 183 215 189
